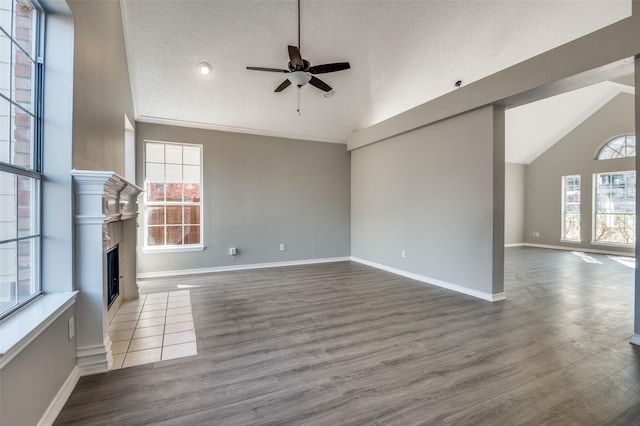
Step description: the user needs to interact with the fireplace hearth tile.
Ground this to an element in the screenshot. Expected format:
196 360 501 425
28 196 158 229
167 300 191 309
117 304 144 314
132 325 165 339
164 321 194 334
128 335 163 352
162 341 197 361
165 313 193 324
111 340 131 355
142 303 167 312
163 330 196 346
137 317 166 328
111 313 140 323
112 354 125 369
122 348 162 368
139 310 166 320
107 320 138 333
109 329 135 342
166 306 192 316
110 290 197 370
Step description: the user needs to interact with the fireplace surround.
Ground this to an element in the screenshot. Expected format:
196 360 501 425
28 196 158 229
72 170 142 375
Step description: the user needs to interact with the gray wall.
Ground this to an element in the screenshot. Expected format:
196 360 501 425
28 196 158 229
505 162 525 245
351 106 504 296
0 305 76 426
524 93 635 252
135 123 351 275
69 0 134 174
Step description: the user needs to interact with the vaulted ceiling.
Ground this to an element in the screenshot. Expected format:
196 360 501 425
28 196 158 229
121 0 632 152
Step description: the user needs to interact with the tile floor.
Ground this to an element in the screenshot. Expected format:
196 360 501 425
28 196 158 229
107 290 198 369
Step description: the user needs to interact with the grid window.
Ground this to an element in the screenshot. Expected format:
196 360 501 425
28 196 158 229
593 171 635 245
562 175 581 241
597 135 636 160
144 141 202 248
0 0 43 319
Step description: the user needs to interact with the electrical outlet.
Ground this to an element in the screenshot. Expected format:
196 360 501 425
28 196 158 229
229 247 237 256
280 243 286 252
401 250 406 258
68 316 75 339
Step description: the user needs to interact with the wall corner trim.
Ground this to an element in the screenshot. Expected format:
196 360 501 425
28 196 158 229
630 334 640 346
350 257 505 302
37 366 80 426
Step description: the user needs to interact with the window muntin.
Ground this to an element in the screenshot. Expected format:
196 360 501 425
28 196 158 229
597 135 636 160
0 0 43 319
593 171 635 246
144 141 202 248
562 175 581 241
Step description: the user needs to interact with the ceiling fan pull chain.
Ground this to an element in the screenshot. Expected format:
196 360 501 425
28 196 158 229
297 86 301 115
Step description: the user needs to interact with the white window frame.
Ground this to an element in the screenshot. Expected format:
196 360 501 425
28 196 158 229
0 0 45 319
143 140 204 254
561 175 581 243
592 171 635 247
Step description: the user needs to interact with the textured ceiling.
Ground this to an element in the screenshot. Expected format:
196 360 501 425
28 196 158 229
121 0 631 144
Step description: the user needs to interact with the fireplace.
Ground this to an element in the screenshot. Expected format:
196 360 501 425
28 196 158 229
72 170 142 374
106 245 119 309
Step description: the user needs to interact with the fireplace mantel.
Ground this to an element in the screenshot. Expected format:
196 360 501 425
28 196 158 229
72 170 142 375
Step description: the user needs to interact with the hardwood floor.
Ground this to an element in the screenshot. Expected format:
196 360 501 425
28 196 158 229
55 247 640 425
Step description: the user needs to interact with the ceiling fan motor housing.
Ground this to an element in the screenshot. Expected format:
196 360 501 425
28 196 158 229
288 59 310 72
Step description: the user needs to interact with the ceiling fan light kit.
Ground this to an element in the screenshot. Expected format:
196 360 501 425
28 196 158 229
289 70 312 87
246 0 350 112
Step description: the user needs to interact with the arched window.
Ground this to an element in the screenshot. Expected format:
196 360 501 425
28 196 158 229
596 135 636 160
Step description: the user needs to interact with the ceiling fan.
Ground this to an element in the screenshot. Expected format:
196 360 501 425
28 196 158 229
246 0 351 96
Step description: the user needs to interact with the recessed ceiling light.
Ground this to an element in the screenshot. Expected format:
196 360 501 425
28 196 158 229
197 62 212 76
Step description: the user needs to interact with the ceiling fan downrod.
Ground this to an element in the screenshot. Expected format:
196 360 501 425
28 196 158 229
298 0 301 52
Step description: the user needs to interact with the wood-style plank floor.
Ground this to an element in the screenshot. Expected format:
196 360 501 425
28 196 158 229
55 247 640 425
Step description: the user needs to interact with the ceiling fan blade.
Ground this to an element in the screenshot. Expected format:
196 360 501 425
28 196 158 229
288 45 303 68
308 62 351 74
247 66 289 73
309 76 332 92
274 79 292 92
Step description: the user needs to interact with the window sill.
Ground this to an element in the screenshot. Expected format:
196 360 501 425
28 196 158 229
0 291 78 370
560 239 582 243
142 244 205 254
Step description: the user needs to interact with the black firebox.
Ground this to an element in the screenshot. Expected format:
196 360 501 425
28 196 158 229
107 245 119 309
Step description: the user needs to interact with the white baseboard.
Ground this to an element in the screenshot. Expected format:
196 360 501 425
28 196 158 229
38 365 79 426
77 344 110 376
504 243 525 248
631 334 640 346
137 256 351 280
523 243 634 257
350 257 505 302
